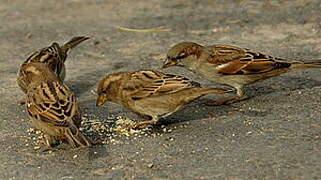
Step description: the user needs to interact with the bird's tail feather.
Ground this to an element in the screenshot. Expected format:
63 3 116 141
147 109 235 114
62 36 90 54
291 60 321 69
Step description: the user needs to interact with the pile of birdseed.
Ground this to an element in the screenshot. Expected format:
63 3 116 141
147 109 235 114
26 127 44 151
25 114 156 150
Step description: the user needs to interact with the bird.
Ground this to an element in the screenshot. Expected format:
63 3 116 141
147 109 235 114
163 42 321 105
17 36 89 94
21 62 91 148
96 70 230 129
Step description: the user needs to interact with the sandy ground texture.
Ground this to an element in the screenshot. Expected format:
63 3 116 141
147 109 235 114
1 0 321 179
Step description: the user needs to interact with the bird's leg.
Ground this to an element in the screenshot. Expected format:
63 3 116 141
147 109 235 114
132 119 158 129
41 135 65 152
43 134 59 148
119 116 159 130
205 87 245 106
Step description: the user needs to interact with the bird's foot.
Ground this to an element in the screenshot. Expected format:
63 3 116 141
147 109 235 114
118 120 158 130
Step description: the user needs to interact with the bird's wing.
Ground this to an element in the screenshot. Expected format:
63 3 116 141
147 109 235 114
206 44 290 75
121 70 199 100
26 81 80 127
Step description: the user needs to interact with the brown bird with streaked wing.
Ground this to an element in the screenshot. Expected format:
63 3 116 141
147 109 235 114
163 42 321 105
20 62 91 148
96 70 230 129
17 36 89 94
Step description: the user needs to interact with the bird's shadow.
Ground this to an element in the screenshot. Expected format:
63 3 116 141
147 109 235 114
163 98 236 125
161 75 321 126
66 61 128 97
66 69 106 97
246 76 321 98
87 144 109 161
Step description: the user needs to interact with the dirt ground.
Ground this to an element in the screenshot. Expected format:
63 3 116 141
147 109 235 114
1 0 321 179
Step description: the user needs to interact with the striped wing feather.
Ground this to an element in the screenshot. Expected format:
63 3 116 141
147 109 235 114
206 44 290 75
122 70 199 99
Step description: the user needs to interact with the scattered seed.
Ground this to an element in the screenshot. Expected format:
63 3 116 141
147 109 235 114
33 146 41 150
147 163 154 168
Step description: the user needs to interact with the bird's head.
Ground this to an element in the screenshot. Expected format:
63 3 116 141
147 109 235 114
163 42 202 68
96 72 123 106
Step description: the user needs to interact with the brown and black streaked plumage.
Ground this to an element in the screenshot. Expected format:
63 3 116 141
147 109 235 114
96 70 230 128
18 36 89 94
21 62 91 148
163 42 321 105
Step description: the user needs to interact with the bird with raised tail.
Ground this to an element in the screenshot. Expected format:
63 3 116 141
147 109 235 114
17 36 90 94
20 62 91 148
96 70 231 129
163 42 321 105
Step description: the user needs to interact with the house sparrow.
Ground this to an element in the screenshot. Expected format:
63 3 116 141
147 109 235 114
17 36 89 94
163 42 321 105
21 62 91 148
96 70 230 128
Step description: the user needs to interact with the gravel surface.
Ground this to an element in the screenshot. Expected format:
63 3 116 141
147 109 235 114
1 0 321 179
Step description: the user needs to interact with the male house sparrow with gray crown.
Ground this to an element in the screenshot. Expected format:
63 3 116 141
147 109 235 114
163 42 321 105
17 36 89 94
96 70 230 129
20 62 91 148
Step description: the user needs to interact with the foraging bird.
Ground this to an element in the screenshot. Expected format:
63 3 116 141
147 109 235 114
18 36 89 94
96 70 230 128
21 62 91 148
163 42 321 105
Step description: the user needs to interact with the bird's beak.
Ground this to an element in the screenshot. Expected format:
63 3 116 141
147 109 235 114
96 95 107 106
162 58 177 68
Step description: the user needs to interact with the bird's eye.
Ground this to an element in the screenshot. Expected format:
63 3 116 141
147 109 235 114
101 90 108 94
176 52 187 60
176 55 185 60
